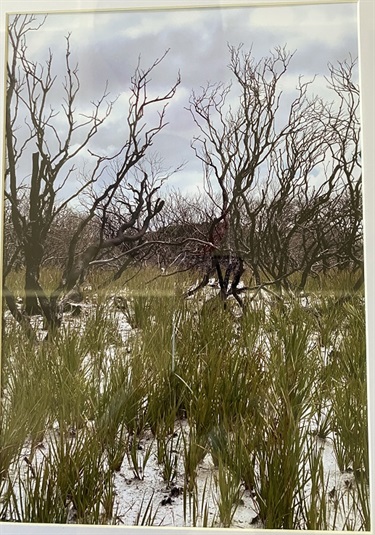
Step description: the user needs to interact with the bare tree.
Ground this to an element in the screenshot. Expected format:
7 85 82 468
187 44 362 303
187 45 299 303
6 16 112 315
254 57 362 293
4 14 180 331
323 58 363 288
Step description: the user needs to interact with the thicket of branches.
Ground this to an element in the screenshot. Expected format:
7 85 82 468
4 15 363 335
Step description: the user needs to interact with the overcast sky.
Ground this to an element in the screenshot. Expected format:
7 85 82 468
9 4 358 196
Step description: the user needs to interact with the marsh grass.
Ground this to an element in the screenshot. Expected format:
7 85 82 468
4 267 62 298
0 268 369 528
133 490 159 526
183 477 212 527
234 304 315 528
214 459 243 527
300 440 329 530
159 431 179 483
330 302 368 476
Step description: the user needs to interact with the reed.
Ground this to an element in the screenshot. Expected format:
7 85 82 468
0 267 369 528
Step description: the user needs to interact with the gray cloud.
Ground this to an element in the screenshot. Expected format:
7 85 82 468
9 4 358 197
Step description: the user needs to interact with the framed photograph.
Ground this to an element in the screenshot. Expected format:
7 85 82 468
0 0 374 533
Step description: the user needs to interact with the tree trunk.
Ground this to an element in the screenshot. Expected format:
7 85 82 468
24 245 43 315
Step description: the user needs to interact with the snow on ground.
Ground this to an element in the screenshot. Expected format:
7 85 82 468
2 285 367 529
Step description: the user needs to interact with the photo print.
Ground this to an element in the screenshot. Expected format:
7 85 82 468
0 1 370 531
